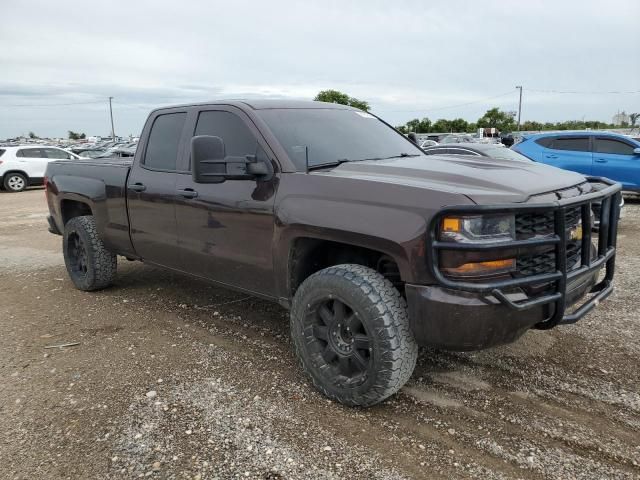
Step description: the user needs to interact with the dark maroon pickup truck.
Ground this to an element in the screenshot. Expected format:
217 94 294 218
45 100 622 406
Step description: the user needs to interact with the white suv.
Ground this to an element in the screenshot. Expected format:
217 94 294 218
0 146 81 192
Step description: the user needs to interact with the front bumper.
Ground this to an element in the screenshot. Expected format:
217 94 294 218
406 265 607 350
409 177 621 350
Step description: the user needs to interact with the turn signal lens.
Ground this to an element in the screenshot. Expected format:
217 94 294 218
442 258 516 277
442 217 461 233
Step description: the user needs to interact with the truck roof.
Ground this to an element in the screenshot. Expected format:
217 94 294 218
151 99 356 114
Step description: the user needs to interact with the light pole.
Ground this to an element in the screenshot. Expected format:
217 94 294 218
515 86 523 131
108 96 115 141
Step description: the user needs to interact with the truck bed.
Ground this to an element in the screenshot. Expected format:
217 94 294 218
45 158 135 257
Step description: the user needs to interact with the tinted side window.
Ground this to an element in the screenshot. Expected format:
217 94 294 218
0 149 5 157
423 148 447 155
534 137 554 148
551 137 590 152
447 148 479 156
595 138 634 155
144 113 187 170
44 148 71 159
17 148 44 158
194 111 257 159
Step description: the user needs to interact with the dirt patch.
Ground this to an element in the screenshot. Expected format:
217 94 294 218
1 189 639 479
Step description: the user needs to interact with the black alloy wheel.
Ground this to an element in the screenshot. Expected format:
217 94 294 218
307 297 372 386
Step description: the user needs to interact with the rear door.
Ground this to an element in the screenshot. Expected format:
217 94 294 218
127 110 188 268
541 136 593 175
16 148 48 180
592 136 640 190
174 107 279 295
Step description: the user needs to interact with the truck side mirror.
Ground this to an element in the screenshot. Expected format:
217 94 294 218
192 135 227 184
191 135 272 183
634 147 640 155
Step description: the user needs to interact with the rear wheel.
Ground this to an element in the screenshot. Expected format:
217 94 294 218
3 173 27 192
291 264 417 407
63 216 117 291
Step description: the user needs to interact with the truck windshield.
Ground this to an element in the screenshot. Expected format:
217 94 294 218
257 108 424 170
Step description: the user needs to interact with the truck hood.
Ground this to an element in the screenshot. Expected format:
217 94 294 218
313 154 586 204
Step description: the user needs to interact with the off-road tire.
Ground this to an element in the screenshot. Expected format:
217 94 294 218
3 172 27 192
63 215 117 291
291 264 418 407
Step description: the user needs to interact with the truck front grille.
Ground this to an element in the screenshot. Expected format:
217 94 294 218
515 207 582 277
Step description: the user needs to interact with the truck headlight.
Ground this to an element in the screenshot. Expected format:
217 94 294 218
440 214 515 243
439 214 516 278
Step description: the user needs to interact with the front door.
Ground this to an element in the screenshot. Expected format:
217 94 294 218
127 111 188 269
592 136 640 190
174 108 279 296
542 136 593 176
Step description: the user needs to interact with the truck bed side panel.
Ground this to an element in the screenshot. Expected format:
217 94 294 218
46 160 136 257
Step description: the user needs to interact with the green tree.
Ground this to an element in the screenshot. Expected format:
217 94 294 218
28 131 37 139
68 130 86 140
628 113 639 128
314 89 370 111
449 118 469 133
432 119 453 132
477 107 516 132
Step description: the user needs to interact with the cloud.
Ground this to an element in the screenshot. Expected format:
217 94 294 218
1 0 639 137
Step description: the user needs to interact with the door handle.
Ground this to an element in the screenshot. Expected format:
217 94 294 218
545 154 558 159
594 158 608 163
130 183 146 192
177 188 198 199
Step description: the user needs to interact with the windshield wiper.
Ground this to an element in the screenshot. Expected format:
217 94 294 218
361 153 421 161
307 159 351 171
307 153 420 171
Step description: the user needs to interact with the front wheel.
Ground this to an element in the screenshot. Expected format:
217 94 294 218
63 215 117 291
290 264 418 407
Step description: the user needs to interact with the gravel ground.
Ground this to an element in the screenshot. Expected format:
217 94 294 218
0 189 638 480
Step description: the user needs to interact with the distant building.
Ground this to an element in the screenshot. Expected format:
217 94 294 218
612 111 630 126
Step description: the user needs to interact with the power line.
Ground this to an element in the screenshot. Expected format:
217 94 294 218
527 88 640 94
0 100 106 107
379 90 516 114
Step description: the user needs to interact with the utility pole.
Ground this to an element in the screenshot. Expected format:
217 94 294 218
515 86 523 131
108 96 115 140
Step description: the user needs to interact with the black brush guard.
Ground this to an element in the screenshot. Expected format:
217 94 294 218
427 178 622 329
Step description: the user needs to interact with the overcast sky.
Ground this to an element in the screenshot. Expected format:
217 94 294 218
1 0 639 138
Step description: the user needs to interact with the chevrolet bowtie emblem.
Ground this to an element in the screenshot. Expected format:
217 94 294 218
569 225 583 241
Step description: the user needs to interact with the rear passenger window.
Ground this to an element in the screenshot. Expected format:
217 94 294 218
594 138 634 155
44 148 71 159
17 148 44 158
550 137 590 152
534 137 554 148
144 112 187 170
194 111 257 159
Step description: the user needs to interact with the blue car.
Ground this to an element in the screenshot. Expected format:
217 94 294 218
513 131 640 192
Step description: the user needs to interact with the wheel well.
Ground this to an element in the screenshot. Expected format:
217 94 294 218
3 170 29 180
61 200 92 225
289 238 403 297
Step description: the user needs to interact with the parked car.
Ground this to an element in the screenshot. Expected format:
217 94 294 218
44 100 621 407
422 143 532 162
94 147 136 159
513 131 640 192
440 134 475 144
0 146 81 192
419 139 439 148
